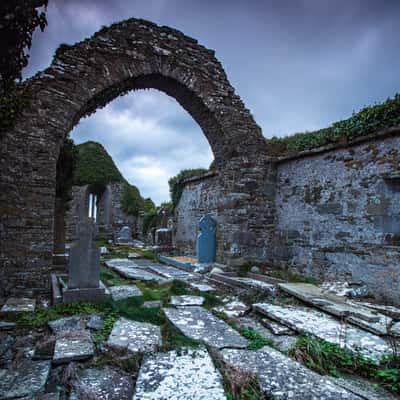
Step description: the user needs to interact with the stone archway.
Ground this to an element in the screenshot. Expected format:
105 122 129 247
0 18 271 296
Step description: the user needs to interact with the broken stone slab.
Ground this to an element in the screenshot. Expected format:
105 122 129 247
211 274 277 295
109 284 142 301
0 297 36 313
278 282 391 335
350 300 400 320
133 347 225 400
213 299 250 318
147 264 195 281
220 347 362 400
321 281 369 298
128 252 141 259
170 295 204 306
0 359 51 399
189 282 216 292
163 306 248 349
86 315 104 331
0 321 15 331
107 317 162 353
71 367 134 400
53 331 94 364
142 300 162 308
105 259 170 283
48 316 86 334
254 303 392 362
260 317 294 336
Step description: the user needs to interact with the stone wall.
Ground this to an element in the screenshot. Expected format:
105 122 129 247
271 130 400 304
65 182 139 243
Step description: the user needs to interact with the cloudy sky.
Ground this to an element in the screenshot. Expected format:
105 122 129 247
24 0 400 204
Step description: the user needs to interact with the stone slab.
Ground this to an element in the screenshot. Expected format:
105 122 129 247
86 315 104 331
211 274 276 294
72 367 134 400
53 331 94 364
48 316 86 333
147 264 195 281
128 252 141 259
260 318 293 335
278 283 391 335
109 285 142 301
220 347 362 399
0 297 36 313
133 347 225 400
170 295 204 306
254 303 392 362
107 317 162 353
163 306 248 349
213 299 250 318
105 259 170 284
0 360 51 399
142 300 162 308
62 286 107 304
189 282 216 292
351 300 400 320
0 321 15 331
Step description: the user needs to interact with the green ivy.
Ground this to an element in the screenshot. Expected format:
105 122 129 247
267 93 400 156
121 183 145 217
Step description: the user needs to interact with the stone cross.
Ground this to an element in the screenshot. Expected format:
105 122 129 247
197 214 217 264
68 218 100 289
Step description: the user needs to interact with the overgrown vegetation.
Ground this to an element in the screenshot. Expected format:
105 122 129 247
142 208 158 236
290 334 400 394
168 168 209 208
267 93 400 156
121 183 145 217
240 327 272 350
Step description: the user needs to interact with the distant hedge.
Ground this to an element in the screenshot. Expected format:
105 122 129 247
267 93 400 156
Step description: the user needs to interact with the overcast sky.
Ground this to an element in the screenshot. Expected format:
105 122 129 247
24 0 400 204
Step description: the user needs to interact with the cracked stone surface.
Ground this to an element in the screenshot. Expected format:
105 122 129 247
254 303 392 361
48 316 86 333
71 367 134 400
147 264 195 281
133 347 225 400
189 282 216 292
170 295 204 306
53 331 94 364
0 359 51 399
107 317 162 353
163 306 248 349
109 284 142 301
1 297 36 313
220 347 362 399
105 260 170 283
213 299 249 318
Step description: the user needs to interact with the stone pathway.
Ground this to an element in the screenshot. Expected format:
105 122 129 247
164 306 248 349
109 284 142 300
107 317 162 353
254 303 392 361
134 347 226 400
220 347 362 399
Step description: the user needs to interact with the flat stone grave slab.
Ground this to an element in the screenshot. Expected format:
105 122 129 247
71 367 134 400
147 264 195 281
260 317 293 335
53 331 94 364
170 295 204 306
220 347 362 400
0 359 51 399
254 303 392 362
105 259 170 284
279 282 391 335
1 297 36 313
189 282 216 292
143 300 162 308
109 284 142 301
0 321 15 331
86 315 104 331
48 316 86 333
133 347 225 400
213 299 249 318
355 301 400 320
163 306 248 349
107 317 162 353
128 252 141 259
211 274 276 295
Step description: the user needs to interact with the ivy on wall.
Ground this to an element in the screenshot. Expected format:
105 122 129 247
267 93 400 156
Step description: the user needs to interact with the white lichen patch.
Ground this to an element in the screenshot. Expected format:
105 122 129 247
107 317 162 353
133 348 225 400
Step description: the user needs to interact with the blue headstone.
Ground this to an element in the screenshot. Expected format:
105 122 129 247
197 214 217 264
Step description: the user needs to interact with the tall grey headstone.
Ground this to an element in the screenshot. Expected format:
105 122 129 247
197 214 217 264
117 226 132 244
68 219 100 289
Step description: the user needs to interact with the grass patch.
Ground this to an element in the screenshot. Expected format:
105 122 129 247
133 247 158 261
161 320 202 351
100 266 130 286
240 328 273 350
290 334 400 393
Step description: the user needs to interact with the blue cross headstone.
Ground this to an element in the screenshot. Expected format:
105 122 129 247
197 214 217 264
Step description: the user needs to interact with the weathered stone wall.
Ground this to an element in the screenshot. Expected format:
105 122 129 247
0 18 267 297
65 182 138 243
271 130 400 304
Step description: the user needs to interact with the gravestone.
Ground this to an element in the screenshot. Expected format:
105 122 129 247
63 219 106 303
197 214 217 264
117 226 132 244
155 228 172 250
